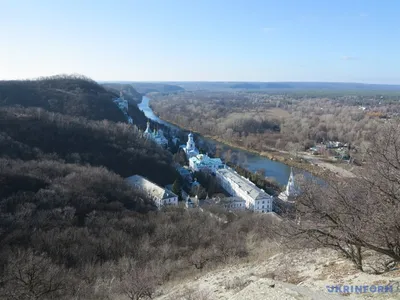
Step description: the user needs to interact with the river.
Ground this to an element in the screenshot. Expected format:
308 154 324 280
138 96 292 186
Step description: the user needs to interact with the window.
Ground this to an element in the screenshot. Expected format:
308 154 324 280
262 201 264 204
262 205 264 209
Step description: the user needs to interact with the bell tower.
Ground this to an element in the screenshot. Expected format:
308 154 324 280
285 168 298 196
186 132 195 151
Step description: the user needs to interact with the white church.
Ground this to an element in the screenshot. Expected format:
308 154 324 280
278 168 300 202
181 133 224 173
144 120 168 147
181 132 199 158
112 92 133 124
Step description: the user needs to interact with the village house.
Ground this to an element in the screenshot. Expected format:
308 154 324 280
125 175 178 209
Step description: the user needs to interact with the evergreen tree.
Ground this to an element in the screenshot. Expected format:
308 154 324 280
172 178 182 201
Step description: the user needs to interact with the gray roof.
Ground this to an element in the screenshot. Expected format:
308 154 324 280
125 175 177 200
217 168 272 200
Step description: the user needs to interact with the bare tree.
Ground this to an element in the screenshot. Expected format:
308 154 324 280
285 122 400 271
118 260 159 300
0 250 66 300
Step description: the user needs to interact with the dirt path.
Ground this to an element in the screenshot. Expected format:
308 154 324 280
299 153 356 178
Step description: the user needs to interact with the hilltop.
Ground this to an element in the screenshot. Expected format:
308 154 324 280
0 75 148 126
102 82 143 103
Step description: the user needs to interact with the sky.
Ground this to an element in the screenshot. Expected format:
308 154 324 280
1 0 399 83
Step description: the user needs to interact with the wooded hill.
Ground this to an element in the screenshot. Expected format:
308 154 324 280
0 106 176 185
0 76 276 300
0 75 149 127
0 75 177 184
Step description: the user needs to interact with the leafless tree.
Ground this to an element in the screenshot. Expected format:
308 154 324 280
0 250 66 300
118 260 159 300
284 122 400 271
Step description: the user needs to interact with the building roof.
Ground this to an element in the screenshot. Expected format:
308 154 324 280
125 175 177 200
189 154 223 167
177 166 191 175
217 168 272 200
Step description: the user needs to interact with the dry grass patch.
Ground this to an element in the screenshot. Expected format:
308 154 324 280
168 286 213 300
223 276 253 291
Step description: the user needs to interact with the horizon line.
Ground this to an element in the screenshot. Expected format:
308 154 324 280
98 80 400 86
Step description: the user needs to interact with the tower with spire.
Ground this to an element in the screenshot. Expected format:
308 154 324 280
180 132 199 158
186 133 195 152
278 167 299 202
143 119 168 147
144 120 151 136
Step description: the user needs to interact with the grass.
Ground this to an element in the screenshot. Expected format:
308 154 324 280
223 276 253 291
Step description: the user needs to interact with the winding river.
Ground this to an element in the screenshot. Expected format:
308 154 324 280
138 96 292 186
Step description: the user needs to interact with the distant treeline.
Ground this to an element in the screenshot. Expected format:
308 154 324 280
103 82 185 94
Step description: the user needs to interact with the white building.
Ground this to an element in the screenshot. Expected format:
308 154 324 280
278 168 300 202
144 120 168 147
113 92 134 124
189 154 224 173
125 175 178 208
180 133 199 158
216 167 273 213
218 197 246 211
113 92 129 113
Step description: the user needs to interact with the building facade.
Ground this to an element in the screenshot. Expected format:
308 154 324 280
113 92 133 124
218 197 246 210
144 121 168 147
189 154 224 173
125 175 178 208
216 167 273 213
180 133 199 158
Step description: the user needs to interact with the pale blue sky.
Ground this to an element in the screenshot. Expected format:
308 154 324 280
1 0 399 83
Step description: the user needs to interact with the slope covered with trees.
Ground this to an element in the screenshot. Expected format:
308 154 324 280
0 75 282 300
0 158 277 299
0 75 149 127
102 82 143 103
0 106 176 185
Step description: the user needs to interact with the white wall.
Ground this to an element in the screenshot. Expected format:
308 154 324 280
217 172 273 213
163 196 178 206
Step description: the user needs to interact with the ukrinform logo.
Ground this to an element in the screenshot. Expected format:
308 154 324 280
326 282 400 294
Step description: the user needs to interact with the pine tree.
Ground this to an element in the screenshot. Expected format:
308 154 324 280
172 179 182 201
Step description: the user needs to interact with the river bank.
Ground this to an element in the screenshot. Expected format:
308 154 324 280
147 103 355 181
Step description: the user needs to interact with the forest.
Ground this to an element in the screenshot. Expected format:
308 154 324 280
3 76 400 299
0 76 281 299
0 159 276 299
150 90 400 157
0 105 176 185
